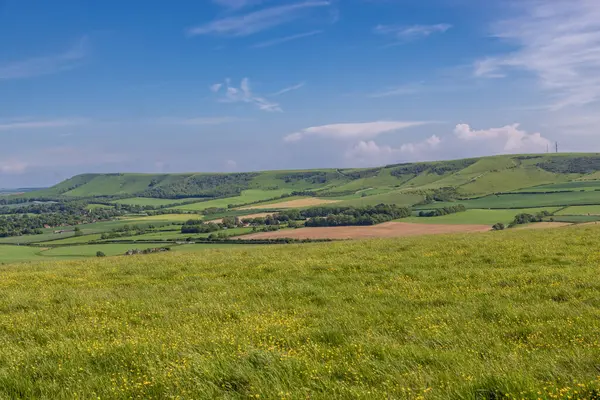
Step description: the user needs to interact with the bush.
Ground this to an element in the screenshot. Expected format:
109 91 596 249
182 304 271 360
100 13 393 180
492 223 505 231
96 251 106 257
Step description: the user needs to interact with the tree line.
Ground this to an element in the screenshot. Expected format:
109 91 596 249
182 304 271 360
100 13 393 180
418 204 466 217
0 206 125 238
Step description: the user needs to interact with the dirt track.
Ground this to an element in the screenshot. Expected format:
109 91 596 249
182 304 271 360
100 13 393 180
240 198 340 210
238 222 491 240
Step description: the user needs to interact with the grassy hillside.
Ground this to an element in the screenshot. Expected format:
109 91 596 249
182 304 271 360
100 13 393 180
12 153 600 212
1 226 600 398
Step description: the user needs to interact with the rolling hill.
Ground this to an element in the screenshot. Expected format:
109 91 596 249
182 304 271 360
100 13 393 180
11 153 600 209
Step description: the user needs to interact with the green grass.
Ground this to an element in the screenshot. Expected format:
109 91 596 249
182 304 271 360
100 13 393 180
44 234 105 245
0 226 600 398
337 190 424 207
172 189 293 211
556 205 600 215
457 167 560 196
423 191 600 210
402 208 559 225
547 215 600 223
63 174 161 197
0 242 251 262
112 197 201 207
0 215 192 245
116 227 254 241
515 180 600 192
0 245 45 263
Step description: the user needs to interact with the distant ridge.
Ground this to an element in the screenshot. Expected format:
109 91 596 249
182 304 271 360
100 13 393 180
11 153 600 206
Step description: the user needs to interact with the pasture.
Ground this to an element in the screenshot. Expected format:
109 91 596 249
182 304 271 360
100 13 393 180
0 226 599 398
112 197 200 207
556 205 600 215
424 191 600 209
172 189 292 211
403 208 559 225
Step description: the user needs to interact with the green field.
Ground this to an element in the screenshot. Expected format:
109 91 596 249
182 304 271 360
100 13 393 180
556 205 600 215
0 226 599 398
549 215 600 223
423 190 600 210
118 227 254 241
0 245 46 263
0 242 252 262
112 197 201 207
172 189 292 211
0 215 190 245
337 190 424 207
402 208 559 225
515 180 600 192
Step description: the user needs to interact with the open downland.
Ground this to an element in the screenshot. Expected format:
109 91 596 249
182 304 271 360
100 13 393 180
240 221 490 240
239 198 341 210
1 226 600 398
513 222 572 230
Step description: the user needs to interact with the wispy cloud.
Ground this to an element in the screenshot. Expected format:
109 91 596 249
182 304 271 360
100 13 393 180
157 116 239 125
211 78 282 112
188 1 330 37
475 0 600 109
369 82 424 98
270 82 305 96
251 30 323 48
0 118 88 131
284 120 430 142
0 37 88 80
211 0 266 10
375 23 451 44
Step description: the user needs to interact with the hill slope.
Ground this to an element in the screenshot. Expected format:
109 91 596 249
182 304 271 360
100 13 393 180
15 153 600 208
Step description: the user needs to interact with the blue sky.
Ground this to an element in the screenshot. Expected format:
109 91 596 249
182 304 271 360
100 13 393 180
1 0 599 187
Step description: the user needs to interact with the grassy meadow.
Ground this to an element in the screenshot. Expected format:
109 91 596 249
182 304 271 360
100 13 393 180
0 226 599 398
402 208 559 225
172 189 292 211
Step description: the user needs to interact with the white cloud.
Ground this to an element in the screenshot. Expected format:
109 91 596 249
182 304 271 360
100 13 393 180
224 159 238 170
375 23 451 43
347 135 441 165
188 1 330 37
270 82 305 96
251 30 323 48
475 0 600 109
0 118 88 131
454 123 551 152
0 37 88 80
210 83 223 92
211 77 282 112
284 121 429 142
